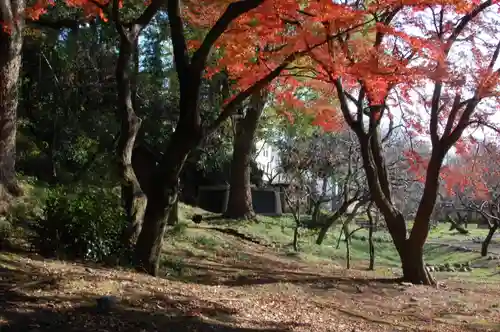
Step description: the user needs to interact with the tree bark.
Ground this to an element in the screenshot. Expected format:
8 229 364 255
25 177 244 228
225 90 266 219
316 198 365 245
368 206 375 270
353 125 439 285
0 0 24 212
115 28 147 248
292 223 299 251
399 239 434 285
167 195 179 226
134 127 199 276
481 223 498 257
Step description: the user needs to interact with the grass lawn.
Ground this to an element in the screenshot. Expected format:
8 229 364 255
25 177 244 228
163 204 500 284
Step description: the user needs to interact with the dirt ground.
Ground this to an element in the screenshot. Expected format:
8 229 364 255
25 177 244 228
1 239 500 332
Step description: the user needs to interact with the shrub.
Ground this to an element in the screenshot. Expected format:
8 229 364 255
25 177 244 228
0 217 13 249
31 185 127 262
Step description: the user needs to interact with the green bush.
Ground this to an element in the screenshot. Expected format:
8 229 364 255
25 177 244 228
0 217 13 249
31 185 127 262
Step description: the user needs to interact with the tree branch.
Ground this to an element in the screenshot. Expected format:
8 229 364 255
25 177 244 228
26 17 91 30
166 0 189 88
190 0 265 74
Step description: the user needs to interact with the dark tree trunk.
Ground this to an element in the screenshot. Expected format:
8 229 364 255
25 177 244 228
481 223 498 257
129 0 272 276
0 0 25 212
134 128 199 276
167 196 179 226
316 198 363 245
368 207 375 270
346 235 351 269
399 239 434 285
353 122 441 285
292 224 299 251
115 28 147 247
225 90 266 219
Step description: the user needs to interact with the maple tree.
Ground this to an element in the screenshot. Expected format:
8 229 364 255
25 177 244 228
285 0 500 284
445 142 500 256
10 0 498 283
11 0 374 275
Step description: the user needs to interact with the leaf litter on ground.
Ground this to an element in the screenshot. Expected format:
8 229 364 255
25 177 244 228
0 241 499 332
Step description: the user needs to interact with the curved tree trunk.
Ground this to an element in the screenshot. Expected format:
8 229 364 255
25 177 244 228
317 198 365 245
481 223 498 257
0 0 25 213
225 89 266 219
348 113 441 286
115 28 147 248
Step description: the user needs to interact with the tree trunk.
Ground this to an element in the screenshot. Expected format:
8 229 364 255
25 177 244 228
115 29 147 248
481 223 498 257
316 199 353 245
346 235 351 269
399 239 434 285
225 90 266 219
0 0 25 213
134 128 198 276
368 208 375 270
402 154 443 286
167 196 179 226
293 223 299 251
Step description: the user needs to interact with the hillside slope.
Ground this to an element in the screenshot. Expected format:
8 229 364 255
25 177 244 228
1 218 500 332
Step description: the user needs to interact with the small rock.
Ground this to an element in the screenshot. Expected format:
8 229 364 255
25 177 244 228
401 282 413 287
96 295 117 313
447 267 455 272
410 297 419 302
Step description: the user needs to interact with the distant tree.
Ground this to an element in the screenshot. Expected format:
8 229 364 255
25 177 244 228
225 88 268 219
448 143 500 255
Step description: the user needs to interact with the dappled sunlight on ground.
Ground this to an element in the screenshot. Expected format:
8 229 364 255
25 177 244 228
1 235 499 332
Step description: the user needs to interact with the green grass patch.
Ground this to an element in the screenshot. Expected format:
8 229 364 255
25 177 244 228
177 205 500 282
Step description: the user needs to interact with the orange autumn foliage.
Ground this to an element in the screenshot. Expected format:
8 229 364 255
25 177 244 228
13 0 500 197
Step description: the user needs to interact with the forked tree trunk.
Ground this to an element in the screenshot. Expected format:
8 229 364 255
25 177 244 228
134 127 199 276
353 119 441 286
316 200 352 245
115 29 147 248
0 0 25 212
225 90 266 219
481 223 498 257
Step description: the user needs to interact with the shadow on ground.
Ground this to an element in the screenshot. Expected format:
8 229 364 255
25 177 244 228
0 253 293 332
164 256 401 294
